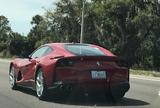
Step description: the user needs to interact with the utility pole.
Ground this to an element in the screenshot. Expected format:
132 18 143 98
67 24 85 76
80 0 85 43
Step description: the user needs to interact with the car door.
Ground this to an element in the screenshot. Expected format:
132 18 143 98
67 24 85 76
20 46 51 87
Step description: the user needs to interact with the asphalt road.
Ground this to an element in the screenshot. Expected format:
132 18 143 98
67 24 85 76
0 60 160 108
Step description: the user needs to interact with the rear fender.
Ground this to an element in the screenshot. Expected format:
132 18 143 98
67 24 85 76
37 59 59 88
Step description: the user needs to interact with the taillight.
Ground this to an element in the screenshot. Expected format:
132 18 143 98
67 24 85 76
112 69 129 82
56 59 74 67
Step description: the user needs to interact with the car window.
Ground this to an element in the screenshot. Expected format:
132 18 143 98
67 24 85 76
64 44 106 56
31 46 52 58
43 47 53 56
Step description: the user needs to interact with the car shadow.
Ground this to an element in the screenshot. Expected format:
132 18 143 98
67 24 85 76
46 94 150 107
15 86 36 96
16 87 149 107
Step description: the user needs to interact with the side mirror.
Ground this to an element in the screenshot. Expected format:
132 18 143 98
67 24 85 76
29 59 36 65
28 55 32 59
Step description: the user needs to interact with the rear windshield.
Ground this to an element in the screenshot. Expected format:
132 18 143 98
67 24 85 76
64 44 106 56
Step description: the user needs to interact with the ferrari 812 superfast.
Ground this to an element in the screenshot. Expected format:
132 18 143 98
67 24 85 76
9 43 130 101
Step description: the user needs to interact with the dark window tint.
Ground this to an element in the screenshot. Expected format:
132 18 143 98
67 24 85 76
64 44 106 56
31 46 52 58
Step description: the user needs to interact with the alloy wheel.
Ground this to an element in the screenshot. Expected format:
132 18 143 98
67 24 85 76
9 67 16 89
36 70 44 97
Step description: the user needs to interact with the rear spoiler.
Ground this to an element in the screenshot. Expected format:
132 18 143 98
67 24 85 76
57 56 118 61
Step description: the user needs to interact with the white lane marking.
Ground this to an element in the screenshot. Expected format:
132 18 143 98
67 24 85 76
131 75 160 82
159 91 160 96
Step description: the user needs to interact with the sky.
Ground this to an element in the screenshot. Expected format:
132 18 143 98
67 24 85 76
0 0 59 36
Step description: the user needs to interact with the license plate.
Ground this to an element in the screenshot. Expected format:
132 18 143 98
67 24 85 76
91 71 106 79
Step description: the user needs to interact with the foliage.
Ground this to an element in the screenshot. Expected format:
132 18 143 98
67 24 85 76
1 0 160 71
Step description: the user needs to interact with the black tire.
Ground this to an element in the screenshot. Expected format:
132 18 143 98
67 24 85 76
110 91 125 102
9 66 17 90
109 85 125 102
35 69 48 100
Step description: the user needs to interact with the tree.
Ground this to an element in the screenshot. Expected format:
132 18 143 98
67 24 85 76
0 15 12 52
24 0 160 70
45 0 82 42
0 16 11 39
28 15 52 48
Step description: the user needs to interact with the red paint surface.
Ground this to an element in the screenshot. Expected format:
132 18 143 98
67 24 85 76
10 43 129 92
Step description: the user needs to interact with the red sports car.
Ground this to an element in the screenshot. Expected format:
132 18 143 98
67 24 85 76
9 43 130 101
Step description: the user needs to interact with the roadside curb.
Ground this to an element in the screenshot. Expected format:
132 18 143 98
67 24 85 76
130 74 160 82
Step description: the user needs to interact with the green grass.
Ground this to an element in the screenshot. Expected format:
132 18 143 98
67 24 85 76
130 69 160 77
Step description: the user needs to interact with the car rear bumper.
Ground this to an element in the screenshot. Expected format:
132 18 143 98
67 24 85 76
48 81 130 97
48 81 109 94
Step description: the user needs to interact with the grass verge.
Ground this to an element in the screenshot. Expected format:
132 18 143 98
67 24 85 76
130 69 160 77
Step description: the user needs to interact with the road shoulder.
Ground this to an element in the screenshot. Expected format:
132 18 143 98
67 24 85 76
130 74 160 82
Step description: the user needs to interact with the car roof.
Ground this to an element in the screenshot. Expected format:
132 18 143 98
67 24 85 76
44 43 114 56
45 43 90 47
